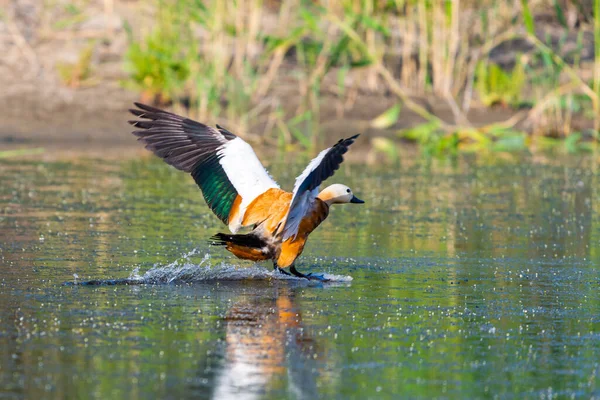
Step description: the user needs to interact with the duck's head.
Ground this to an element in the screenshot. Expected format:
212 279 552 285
318 184 364 206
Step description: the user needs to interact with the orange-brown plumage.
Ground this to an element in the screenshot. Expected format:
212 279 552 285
225 189 330 268
227 194 243 225
211 183 363 280
277 199 329 267
226 244 270 261
242 188 291 232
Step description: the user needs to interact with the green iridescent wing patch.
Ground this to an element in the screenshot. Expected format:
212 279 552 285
191 154 238 224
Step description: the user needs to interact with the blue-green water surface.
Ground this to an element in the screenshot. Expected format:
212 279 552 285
1 152 599 399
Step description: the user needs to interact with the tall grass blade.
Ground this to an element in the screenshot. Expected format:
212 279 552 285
521 0 535 35
552 0 567 28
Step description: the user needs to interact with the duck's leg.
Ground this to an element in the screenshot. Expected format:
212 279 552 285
273 261 291 276
289 265 329 282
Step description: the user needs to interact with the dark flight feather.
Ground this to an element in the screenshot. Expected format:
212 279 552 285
129 103 239 224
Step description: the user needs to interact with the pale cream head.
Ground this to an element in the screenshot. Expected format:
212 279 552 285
317 184 364 205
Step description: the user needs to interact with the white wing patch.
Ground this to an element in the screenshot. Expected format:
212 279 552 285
218 137 279 232
281 147 330 240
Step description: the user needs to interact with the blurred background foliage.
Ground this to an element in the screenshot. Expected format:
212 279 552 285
3 0 600 158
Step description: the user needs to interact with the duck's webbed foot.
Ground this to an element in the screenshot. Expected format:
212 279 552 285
273 262 291 276
290 265 330 282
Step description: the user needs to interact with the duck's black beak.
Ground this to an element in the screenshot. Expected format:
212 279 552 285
350 195 364 204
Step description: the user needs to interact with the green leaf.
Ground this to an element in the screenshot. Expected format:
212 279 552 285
537 136 562 149
552 0 568 28
521 0 535 35
557 95 581 112
437 133 460 154
398 121 441 142
357 14 390 36
492 134 527 152
328 36 351 68
487 125 523 138
371 104 402 129
461 129 491 146
540 46 553 70
300 7 319 32
577 142 595 152
564 132 582 153
286 110 314 149
188 0 207 24
288 110 313 127
290 127 312 149
350 58 373 68
64 3 81 15
262 27 305 54
476 60 525 107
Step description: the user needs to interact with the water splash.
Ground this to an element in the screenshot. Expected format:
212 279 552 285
66 249 353 285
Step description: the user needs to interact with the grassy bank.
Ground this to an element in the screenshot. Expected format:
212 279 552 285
6 0 600 157
121 0 600 156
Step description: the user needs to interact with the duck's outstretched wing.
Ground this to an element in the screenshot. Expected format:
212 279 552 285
281 134 360 240
129 103 279 232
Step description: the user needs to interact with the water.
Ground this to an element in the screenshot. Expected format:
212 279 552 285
1 151 599 399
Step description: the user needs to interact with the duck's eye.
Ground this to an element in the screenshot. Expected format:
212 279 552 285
346 189 351 193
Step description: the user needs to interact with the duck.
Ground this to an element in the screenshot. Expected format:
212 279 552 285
129 103 364 281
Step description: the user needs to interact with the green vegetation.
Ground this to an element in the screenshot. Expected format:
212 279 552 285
124 25 190 104
0 148 45 159
476 61 526 108
122 0 600 155
57 41 96 88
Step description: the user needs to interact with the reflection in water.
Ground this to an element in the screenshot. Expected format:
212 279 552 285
207 287 319 399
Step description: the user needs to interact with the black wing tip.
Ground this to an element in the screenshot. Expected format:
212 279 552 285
129 108 145 117
334 133 360 146
129 103 236 141
129 102 178 119
129 102 151 116
300 133 361 192
215 124 237 140
132 102 156 111
128 103 155 120
344 133 360 144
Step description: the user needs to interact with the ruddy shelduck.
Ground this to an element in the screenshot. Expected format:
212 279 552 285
129 103 364 281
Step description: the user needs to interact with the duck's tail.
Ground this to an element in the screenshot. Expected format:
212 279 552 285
210 232 271 261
